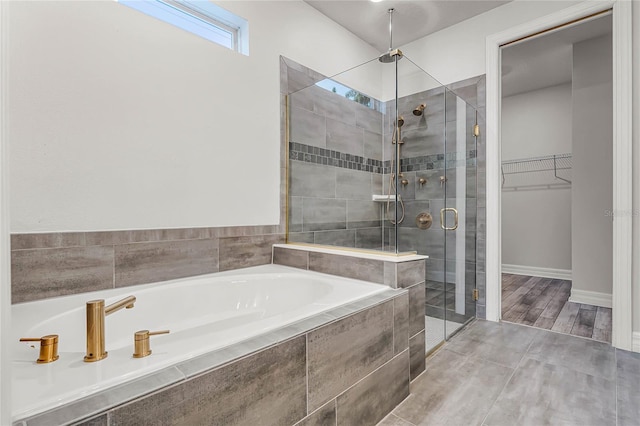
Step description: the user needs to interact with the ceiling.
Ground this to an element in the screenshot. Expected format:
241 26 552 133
304 1 511 52
502 13 612 97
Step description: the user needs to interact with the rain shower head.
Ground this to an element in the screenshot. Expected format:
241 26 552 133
378 9 403 63
413 104 426 116
379 48 403 63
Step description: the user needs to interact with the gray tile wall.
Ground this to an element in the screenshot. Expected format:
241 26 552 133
272 245 426 380
286 58 386 250
11 228 285 304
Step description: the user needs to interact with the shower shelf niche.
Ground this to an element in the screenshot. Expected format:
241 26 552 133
501 153 572 190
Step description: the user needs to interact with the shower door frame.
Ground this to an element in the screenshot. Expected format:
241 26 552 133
484 0 634 351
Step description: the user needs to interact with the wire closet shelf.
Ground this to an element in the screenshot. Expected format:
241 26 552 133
501 153 572 190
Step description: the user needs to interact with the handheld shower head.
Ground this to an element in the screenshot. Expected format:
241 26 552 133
413 104 426 116
397 116 405 128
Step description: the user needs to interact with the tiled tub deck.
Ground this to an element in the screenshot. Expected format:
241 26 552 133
16 284 412 425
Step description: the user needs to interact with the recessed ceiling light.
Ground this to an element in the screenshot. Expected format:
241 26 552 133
371 0 384 3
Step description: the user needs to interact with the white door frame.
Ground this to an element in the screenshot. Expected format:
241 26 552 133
485 0 634 350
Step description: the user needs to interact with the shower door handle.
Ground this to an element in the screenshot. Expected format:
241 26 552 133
440 208 458 231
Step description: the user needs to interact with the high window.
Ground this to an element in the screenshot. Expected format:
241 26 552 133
120 0 249 55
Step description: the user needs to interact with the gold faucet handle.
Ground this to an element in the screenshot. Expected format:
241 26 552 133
20 335 60 364
133 330 170 358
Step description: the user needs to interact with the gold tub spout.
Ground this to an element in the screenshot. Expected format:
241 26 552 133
84 296 136 362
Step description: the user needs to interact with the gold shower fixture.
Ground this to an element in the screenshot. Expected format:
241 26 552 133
413 104 426 116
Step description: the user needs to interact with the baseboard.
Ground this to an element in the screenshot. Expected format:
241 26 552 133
633 332 640 353
568 289 612 308
501 264 572 280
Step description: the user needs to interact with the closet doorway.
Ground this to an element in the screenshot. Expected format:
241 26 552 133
499 13 613 342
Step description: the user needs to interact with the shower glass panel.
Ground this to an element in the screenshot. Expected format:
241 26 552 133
392 80 479 350
287 56 444 252
286 53 478 352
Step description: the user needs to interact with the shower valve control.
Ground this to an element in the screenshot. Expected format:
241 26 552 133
418 177 427 186
440 176 448 187
416 212 433 230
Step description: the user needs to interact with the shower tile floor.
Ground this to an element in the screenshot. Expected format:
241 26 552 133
425 316 464 353
378 320 640 426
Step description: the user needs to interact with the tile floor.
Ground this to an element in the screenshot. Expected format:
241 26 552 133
378 320 640 426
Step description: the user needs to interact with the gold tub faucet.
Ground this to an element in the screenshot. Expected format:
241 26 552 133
84 296 136 362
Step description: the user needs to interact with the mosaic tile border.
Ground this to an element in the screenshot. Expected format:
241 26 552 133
290 142 477 174
289 142 388 173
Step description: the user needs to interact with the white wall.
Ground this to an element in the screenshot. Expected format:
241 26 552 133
400 0 581 86
7 0 380 232
501 84 572 271
571 34 613 298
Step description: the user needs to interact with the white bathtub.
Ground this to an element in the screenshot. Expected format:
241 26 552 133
12 264 389 421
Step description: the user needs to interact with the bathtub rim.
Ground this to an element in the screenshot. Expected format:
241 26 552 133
13 276 405 425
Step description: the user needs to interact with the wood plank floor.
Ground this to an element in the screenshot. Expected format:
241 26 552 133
501 274 612 343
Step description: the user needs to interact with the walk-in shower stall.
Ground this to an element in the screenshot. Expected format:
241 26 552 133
285 45 480 352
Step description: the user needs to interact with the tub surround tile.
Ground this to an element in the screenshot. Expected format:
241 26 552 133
12 246 114 304
322 290 400 322
24 367 185 426
269 313 337 343
11 232 86 250
309 252 384 284
273 246 308 269
408 282 426 337
73 414 108 426
12 227 286 303
218 234 285 272
307 301 394 411
385 260 426 289
294 400 336 426
409 330 426 380
111 336 307 426
17 255 407 426
114 239 219 288
336 350 410 426
175 332 282 379
393 292 410 355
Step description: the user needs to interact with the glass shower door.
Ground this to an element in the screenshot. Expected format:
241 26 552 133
442 88 477 339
